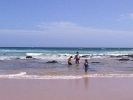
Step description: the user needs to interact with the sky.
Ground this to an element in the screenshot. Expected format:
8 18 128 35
0 0 133 47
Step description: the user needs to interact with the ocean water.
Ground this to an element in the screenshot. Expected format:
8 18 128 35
0 47 133 79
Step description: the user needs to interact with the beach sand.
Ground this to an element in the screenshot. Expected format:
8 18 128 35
0 78 133 100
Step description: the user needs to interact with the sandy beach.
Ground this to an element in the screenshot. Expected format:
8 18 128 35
0 78 133 100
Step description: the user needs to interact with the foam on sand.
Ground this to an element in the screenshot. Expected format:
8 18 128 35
1 72 133 79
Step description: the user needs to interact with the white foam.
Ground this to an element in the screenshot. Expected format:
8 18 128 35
0 72 82 79
0 72 133 79
1 51 133 61
26 53 43 56
0 56 20 60
0 72 27 78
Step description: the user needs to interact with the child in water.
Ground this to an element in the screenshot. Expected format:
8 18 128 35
84 59 89 72
68 56 73 65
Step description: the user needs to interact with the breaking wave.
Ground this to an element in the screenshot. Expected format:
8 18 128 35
0 51 133 60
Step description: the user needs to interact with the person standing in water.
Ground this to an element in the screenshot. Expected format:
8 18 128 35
68 56 73 65
74 52 80 64
84 59 89 72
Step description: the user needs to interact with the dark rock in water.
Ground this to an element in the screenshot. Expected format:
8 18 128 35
110 55 124 58
81 55 89 58
125 55 133 58
26 56 33 59
46 60 58 63
118 58 130 61
91 62 100 63
16 58 20 60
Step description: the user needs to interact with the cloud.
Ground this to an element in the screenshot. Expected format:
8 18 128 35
0 21 129 34
118 13 133 21
37 21 126 33
0 21 132 47
128 13 133 19
37 22 78 30
0 29 40 33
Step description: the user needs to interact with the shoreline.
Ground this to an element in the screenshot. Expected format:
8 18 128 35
0 77 133 100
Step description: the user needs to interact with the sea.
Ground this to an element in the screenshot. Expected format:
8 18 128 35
0 47 133 79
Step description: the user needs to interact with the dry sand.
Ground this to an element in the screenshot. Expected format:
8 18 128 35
0 78 133 100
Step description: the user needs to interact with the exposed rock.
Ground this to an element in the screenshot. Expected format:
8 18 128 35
26 56 33 59
118 58 130 61
91 62 100 63
46 60 58 63
110 55 123 58
15 58 20 60
125 55 133 58
81 55 89 58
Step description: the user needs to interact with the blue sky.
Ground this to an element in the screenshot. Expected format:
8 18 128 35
0 0 133 47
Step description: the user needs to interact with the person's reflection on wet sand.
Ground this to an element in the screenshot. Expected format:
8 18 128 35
83 73 89 89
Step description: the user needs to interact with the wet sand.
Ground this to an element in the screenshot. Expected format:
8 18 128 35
0 78 133 100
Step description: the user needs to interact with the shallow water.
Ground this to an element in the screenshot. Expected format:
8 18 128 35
0 47 133 79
